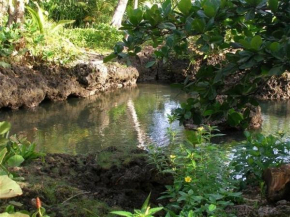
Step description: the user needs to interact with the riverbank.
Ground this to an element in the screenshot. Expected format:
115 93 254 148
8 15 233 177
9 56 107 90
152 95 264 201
1 48 290 110
2 148 171 217
2 148 290 217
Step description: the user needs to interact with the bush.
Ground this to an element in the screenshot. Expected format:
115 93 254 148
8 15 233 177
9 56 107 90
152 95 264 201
230 131 290 188
149 126 242 216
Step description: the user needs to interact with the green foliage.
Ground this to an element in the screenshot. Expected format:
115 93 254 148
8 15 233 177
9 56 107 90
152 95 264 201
111 193 163 217
230 131 290 188
107 0 290 128
0 121 45 176
0 24 23 67
63 24 123 51
37 0 118 26
149 126 241 216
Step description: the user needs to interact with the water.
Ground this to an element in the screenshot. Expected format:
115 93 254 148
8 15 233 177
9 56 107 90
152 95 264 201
0 84 186 154
0 84 289 154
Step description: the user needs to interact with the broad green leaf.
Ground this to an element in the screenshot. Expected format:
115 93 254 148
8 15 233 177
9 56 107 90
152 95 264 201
269 66 284 76
208 204 217 212
103 53 117 63
204 5 216 17
7 155 25 167
192 18 206 33
239 39 251 49
0 175 23 199
148 207 163 215
0 137 8 146
127 7 143 25
0 148 7 164
109 211 133 217
0 213 29 217
269 42 280 53
0 122 11 135
251 36 262 51
158 22 176 30
268 0 278 12
178 0 192 15
145 61 156 68
228 111 243 127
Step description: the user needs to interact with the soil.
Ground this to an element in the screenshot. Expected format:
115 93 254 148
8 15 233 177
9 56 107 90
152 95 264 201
0 148 172 217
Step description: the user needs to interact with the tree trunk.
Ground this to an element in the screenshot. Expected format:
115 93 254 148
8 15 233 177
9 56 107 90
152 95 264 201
7 0 25 26
134 0 138 9
0 0 8 24
111 0 129 28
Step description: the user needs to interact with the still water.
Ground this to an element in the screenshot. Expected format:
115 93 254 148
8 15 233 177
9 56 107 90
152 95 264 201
0 84 289 154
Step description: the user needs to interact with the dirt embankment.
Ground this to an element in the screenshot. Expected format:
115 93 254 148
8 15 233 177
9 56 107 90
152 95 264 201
1 47 290 110
0 60 138 110
1 148 172 217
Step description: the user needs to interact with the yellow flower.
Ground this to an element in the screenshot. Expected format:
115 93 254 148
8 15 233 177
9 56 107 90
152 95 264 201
197 126 204 132
170 155 176 159
184 176 192 183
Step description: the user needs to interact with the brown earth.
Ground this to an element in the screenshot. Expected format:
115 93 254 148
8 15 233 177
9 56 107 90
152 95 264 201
0 148 172 217
0 61 138 110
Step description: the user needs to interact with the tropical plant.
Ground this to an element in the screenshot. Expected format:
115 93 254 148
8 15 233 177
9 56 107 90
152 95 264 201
105 0 290 128
23 3 82 63
0 121 44 176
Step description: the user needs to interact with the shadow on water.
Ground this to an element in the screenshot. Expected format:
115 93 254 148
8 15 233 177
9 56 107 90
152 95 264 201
1 85 290 154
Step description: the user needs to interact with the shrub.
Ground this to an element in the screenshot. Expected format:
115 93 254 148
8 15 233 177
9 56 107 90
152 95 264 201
149 126 242 216
230 131 290 188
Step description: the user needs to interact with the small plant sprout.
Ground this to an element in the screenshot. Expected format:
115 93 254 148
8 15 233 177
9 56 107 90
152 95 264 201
110 193 163 217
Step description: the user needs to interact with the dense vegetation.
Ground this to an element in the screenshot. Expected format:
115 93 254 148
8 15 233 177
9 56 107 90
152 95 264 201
107 0 290 129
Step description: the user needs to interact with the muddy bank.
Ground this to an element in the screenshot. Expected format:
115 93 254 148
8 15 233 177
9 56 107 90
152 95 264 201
0 60 138 109
1 48 290 110
1 148 171 217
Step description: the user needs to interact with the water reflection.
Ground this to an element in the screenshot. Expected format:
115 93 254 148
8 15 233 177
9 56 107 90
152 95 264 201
0 84 186 154
1 85 290 155
259 100 290 134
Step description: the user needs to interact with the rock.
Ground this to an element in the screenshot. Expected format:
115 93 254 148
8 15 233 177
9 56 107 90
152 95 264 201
263 164 290 203
226 204 258 217
258 204 290 217
257 72 290 100
0 60 138 109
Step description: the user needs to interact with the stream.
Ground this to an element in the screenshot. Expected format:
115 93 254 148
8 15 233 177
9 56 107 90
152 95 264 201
0 84 289 154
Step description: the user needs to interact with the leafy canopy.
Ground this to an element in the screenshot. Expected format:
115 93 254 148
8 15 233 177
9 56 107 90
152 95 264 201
106 0 290 128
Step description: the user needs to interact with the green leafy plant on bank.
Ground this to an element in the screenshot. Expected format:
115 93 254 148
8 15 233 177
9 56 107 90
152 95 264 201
149 125 242 217
106 0 290 128
111 193 163 217
0 121 45 176
230 131 290 188
0 24 23 67
24 4 82 64
0 121 48 217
